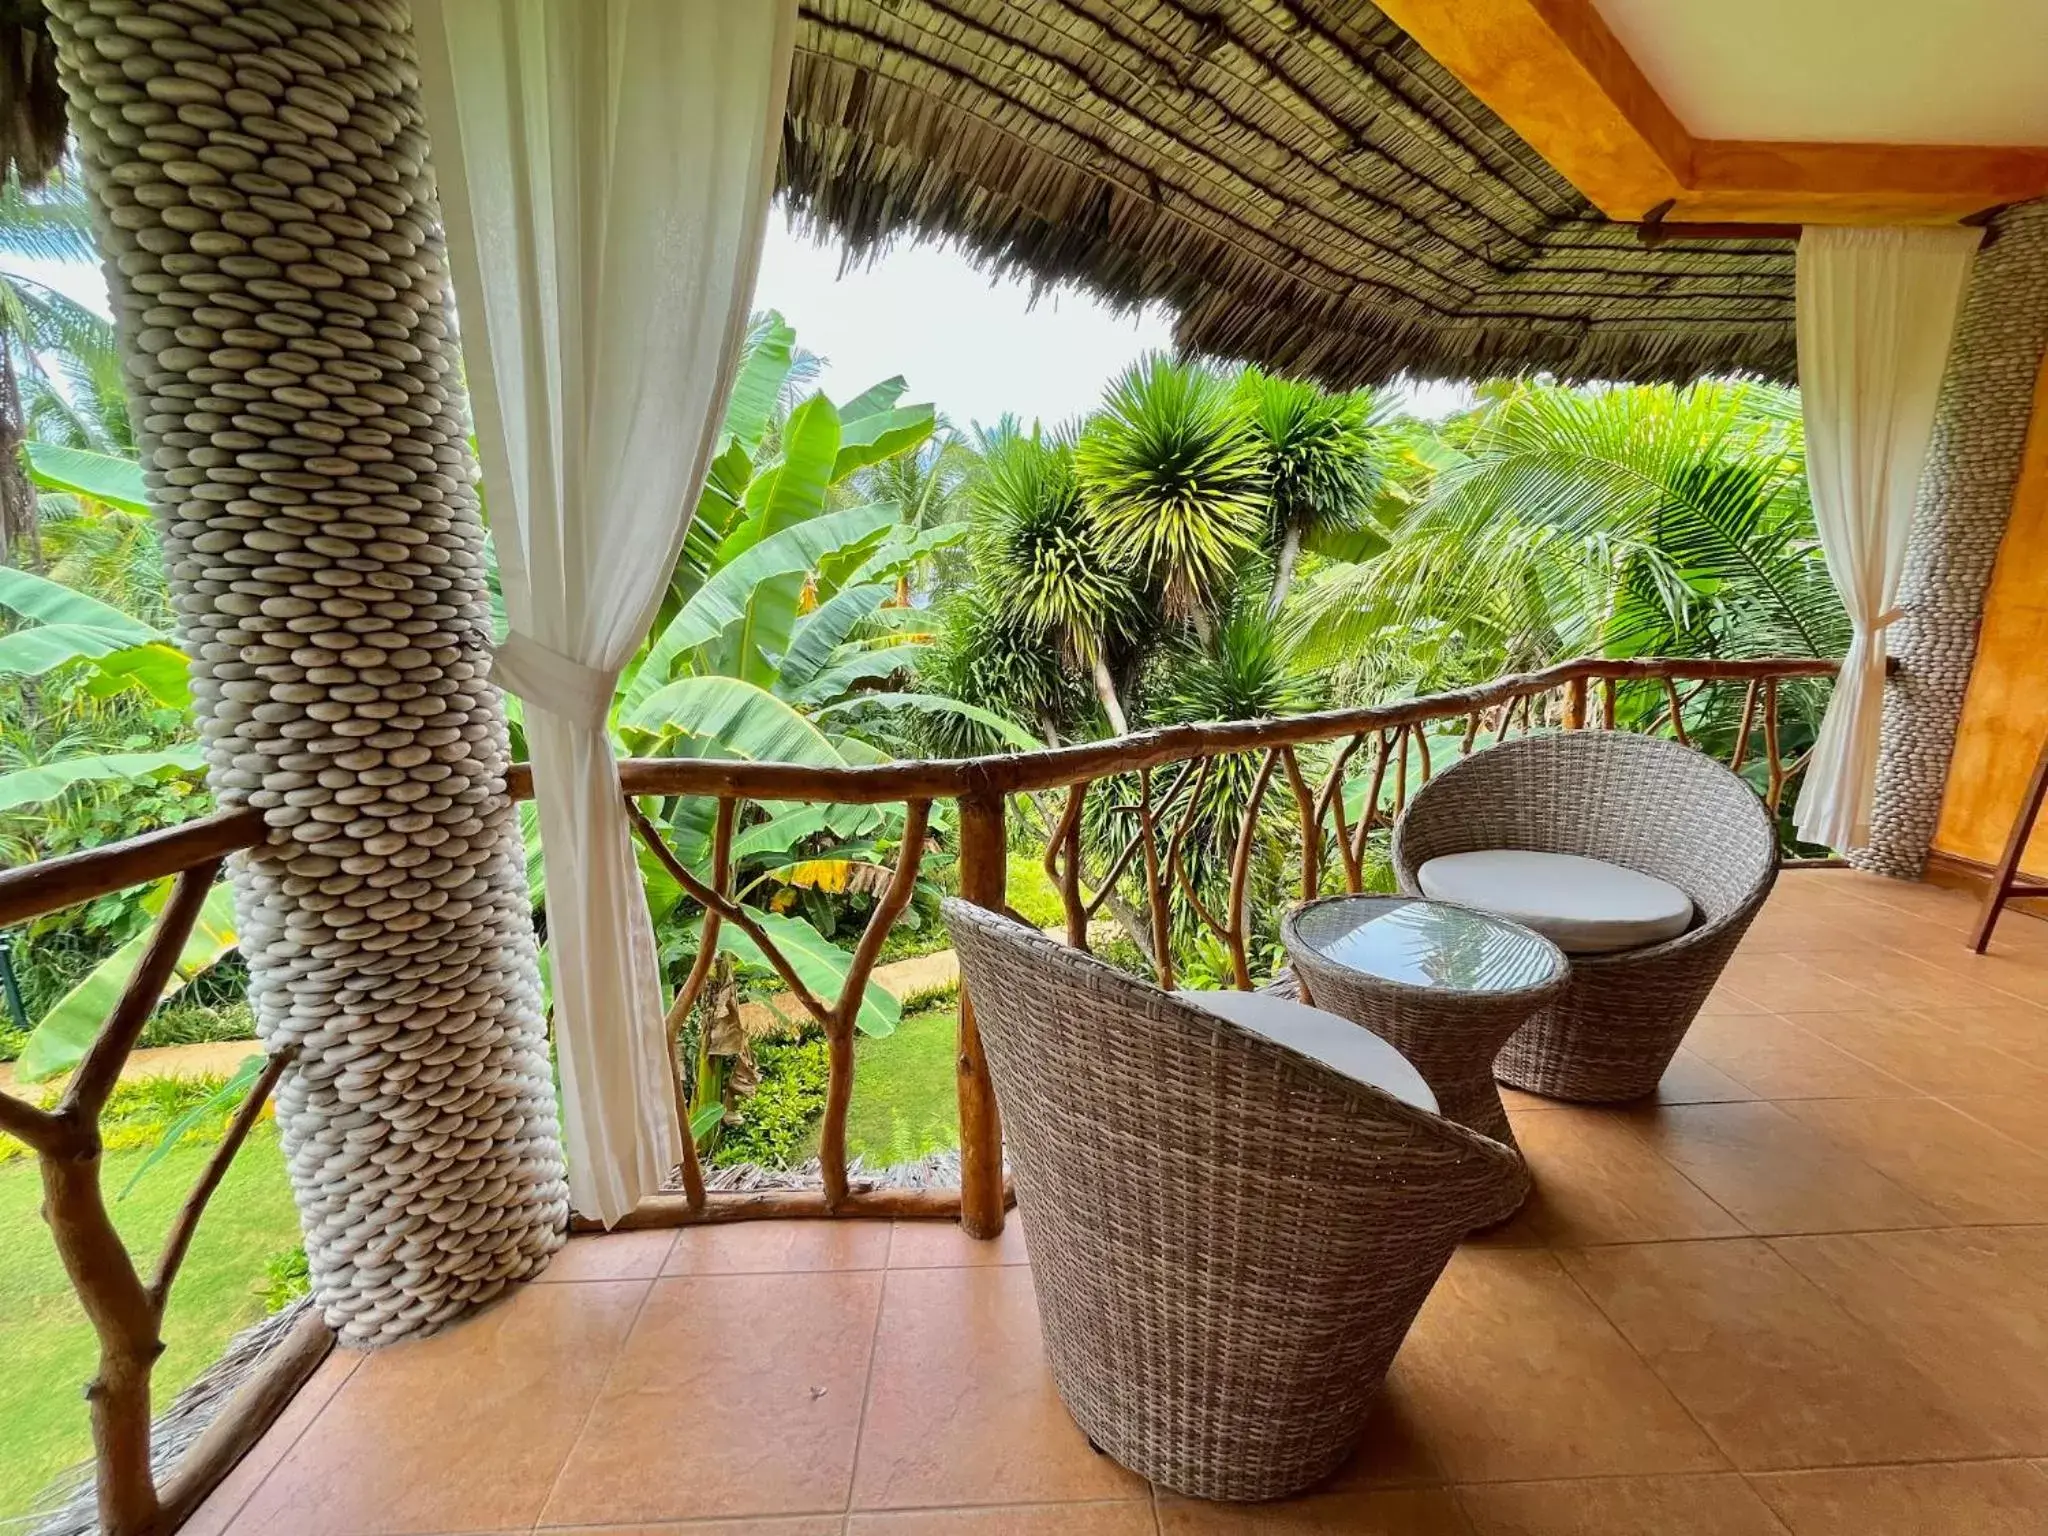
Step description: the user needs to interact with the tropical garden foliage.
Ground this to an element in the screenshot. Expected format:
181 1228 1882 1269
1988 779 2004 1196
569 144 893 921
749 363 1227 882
0 189 1848 1158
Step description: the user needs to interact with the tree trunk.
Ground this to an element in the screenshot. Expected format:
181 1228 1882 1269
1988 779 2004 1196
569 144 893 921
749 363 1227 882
0 340 41 568
1267 522 1304 618
1091 654 1130 736
46 0 568 1348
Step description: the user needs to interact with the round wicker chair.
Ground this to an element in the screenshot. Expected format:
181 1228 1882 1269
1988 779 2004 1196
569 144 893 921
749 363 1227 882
1391 731 1778 1103
942 899 1523 1502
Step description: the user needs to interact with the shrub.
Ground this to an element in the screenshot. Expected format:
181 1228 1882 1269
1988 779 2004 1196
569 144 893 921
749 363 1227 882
710 1036 829 1169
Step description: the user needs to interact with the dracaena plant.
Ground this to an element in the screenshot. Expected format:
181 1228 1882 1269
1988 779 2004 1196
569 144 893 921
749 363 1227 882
1075 353 1267 634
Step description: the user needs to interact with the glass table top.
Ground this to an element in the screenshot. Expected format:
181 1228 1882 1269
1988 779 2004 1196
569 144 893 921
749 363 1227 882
1287 896 1566 994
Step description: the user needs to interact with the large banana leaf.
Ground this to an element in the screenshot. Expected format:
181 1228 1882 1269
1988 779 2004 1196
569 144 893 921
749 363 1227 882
834 376 906 423
18 880 240 1082
85 640 192 708
832 403 935 482
779 582 892 694
0 622 143 675
623 675 847 766
790 642 929 706
739 393 841 541
813 691 1041 749
0 565 159 641
621 504 900 714
708 907 900 1037
23 442 151 515
0 745 205 811
721 312 796 455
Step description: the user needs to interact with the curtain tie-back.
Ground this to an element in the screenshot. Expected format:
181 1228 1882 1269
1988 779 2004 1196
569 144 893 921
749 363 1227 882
489 631 615 729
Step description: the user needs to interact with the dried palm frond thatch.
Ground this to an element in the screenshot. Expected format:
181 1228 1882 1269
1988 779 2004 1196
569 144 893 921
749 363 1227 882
0 0 64 189
783 0 1796 386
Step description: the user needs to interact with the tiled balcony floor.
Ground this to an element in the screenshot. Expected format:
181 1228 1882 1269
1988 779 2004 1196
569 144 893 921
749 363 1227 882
188 872 2048 1535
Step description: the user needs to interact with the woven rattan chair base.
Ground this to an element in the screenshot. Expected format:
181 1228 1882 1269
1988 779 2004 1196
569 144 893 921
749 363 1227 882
946 901 1522 1502
1392 733 1778 1109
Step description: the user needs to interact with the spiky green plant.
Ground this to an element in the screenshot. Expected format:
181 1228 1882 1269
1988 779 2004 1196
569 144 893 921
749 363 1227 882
913 582 1088 753
1076 354 1267 630
1238 368 1392 613
969 429 1139 732
1287 381 1846 695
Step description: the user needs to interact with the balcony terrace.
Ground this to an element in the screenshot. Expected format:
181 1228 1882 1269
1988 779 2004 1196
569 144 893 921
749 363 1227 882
175 869 2048 1536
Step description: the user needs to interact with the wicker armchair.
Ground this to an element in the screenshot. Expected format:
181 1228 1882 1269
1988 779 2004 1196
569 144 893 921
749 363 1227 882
1391 731 1778 1102
943 899 1523 1502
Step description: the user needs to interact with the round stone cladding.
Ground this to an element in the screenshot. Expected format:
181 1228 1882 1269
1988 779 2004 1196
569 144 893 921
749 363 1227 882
42 0 568 1345
1857 197 2048 881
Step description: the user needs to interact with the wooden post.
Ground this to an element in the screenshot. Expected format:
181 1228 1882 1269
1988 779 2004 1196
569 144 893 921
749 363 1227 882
955 792 1008 1238
1563 676 1588 730
1972 729 2048 953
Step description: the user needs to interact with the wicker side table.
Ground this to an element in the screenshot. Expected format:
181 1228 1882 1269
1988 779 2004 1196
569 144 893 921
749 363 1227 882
1282 896 1569 1210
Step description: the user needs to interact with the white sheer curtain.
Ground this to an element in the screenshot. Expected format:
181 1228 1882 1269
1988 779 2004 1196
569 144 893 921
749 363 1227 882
1792 225 1979 852
416 0 797 1223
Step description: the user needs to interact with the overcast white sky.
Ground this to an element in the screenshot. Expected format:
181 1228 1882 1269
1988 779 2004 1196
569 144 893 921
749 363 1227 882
13 200 1471 430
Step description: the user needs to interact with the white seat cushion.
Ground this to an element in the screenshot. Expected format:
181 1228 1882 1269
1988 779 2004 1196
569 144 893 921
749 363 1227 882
1174 988 1438 1114
1416 850 1694 956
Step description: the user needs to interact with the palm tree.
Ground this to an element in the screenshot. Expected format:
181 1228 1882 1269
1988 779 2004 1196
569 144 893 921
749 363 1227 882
1237 368 1391 615
1076 354 1267 635
1286 381 1847 695
968 428 1139 733
1 171 122 563
854 422 978 601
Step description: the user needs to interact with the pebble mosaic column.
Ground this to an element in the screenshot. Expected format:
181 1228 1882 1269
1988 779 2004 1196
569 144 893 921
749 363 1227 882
44 0 568 1346
1854 198 2048 881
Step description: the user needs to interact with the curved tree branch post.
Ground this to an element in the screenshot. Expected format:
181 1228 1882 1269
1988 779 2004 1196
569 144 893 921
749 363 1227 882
44 0 567 1348
954 790 1008 1238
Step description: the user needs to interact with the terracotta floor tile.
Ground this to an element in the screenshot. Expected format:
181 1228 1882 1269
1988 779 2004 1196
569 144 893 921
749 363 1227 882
1618 1101 1941 1235
1323 1369 1451 1490
846 1502 1155 1534
1155 1487 1473 1534
542 1271 882 1525
1483 1109 1742 1247
540 1521 845 1535
1778 1097 2048 1224
1560 1239 1998 1469
1716 953 1878 1014
182 1347 365 1536
884 1216 1029 1267
1947 1094 2045 1143
535 1229 676 1282
1909 1001 2048 1071
231 1279 648 1536
1772 1226 2048 1452
1391 1249 1723 1483
1679 1015 1916 1100
664 1219 892 1275
851 1265 1143 1509
1455 1473 1790 1535
1784 1009 2048 1099
1800 949 1981 1013
1653 1050 1760 1105
1697 986 1773 1018
1747 1461 2048 1535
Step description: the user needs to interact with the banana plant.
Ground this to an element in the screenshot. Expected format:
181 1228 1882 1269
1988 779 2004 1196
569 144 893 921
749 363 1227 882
0 560 200 811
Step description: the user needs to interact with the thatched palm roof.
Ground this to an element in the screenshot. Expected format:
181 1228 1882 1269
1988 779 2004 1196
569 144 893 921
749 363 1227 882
785 0 1797 386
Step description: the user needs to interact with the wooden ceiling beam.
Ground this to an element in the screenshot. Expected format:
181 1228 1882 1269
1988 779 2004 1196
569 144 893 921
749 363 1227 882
1373 0 2048 226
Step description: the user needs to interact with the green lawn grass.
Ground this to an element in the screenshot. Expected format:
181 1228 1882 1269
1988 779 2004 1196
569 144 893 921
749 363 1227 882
1006 846 1065 930
0 1129 301 1524
845 1006 961 1168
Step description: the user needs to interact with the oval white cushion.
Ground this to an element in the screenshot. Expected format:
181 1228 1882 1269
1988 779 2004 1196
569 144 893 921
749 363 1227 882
1416 850 1693 956
1174 988 1438 1114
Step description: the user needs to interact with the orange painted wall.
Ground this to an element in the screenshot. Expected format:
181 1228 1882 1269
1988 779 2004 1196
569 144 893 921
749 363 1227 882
1934 353 2048 874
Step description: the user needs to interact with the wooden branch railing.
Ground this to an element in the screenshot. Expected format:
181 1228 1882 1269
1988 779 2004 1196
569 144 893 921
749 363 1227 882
605 654 1841 1242
0 809 326 1536
0 653 1839 1533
